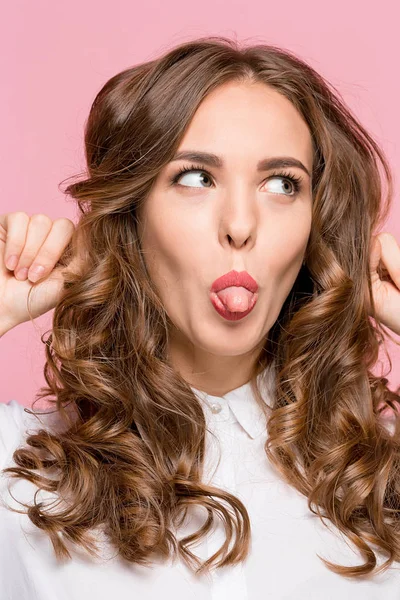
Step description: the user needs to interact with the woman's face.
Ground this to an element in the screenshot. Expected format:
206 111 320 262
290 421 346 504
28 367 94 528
137 80 314 392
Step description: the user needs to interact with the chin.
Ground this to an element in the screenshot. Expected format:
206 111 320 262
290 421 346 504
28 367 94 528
192 324 264 356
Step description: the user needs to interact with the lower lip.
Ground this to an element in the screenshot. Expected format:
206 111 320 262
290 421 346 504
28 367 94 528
209 291 258 321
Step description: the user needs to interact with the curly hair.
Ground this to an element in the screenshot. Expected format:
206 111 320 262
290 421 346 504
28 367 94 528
2 35 400 579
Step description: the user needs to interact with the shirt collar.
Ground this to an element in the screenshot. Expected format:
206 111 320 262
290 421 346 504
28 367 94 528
190 365 274 440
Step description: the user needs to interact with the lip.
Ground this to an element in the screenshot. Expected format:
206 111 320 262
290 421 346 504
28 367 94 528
210 270 259 294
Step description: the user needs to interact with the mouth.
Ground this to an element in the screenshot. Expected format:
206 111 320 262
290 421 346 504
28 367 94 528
210 269 259 294
209 270 259 321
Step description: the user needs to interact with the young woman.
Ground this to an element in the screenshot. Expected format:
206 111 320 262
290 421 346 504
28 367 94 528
1 36 400 599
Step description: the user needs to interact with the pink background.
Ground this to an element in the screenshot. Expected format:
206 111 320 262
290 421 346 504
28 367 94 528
1 1 399 408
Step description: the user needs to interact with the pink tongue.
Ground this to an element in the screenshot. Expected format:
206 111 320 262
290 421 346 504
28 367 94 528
216 286 254 312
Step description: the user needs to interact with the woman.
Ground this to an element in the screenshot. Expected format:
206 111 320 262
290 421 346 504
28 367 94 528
1 36 400 599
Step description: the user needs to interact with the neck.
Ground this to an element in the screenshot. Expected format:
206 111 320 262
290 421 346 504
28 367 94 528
167 326 266 397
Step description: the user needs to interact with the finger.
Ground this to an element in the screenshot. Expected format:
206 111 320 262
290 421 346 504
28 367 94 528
12 214 53 280
369 235 382 275
376 232 400 289
0 212 30 274
27 217 76 283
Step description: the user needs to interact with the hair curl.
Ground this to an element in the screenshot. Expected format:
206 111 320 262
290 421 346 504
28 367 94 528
2 35 400 579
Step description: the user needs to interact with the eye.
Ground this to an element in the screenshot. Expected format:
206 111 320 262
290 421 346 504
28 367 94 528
172 167 213 188
263 175 301 196
170 165 303 195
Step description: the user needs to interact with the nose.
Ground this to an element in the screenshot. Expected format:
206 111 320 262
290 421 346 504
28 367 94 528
220 186 257 249
227 231 251 248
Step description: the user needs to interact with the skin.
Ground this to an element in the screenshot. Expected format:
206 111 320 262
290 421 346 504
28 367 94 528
136 80 314 397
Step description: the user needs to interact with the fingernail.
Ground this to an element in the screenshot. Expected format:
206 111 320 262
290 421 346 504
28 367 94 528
30 265 45 275
6 255 18 270
15 267 29 280
28 265 45 282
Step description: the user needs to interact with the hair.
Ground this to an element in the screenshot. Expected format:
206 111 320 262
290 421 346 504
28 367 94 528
2 35 400 579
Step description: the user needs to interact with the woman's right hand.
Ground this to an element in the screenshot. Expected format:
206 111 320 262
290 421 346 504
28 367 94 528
0 212 79 333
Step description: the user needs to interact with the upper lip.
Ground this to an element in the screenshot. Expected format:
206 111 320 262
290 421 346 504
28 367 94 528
210 270 259 294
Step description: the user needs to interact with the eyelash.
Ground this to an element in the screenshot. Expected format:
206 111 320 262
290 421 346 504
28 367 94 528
170 163 303 195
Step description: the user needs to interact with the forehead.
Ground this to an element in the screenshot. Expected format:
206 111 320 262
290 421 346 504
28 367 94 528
178 81 314 169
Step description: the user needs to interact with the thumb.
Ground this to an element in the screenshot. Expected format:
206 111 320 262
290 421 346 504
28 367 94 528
369 235 382 276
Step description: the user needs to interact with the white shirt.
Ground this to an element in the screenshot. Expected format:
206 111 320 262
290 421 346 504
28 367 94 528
0 368 399 599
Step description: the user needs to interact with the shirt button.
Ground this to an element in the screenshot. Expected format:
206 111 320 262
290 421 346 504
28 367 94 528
210 402 222 414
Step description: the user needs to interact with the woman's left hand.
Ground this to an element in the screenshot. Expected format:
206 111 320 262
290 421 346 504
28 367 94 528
369 232 400 336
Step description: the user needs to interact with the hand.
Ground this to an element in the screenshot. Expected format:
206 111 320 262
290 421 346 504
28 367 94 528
369 232 400 337
0 212 80 332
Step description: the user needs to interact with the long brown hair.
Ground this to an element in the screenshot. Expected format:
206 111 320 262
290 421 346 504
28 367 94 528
3 35 400 578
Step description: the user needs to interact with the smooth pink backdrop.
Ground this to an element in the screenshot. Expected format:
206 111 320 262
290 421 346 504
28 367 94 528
1 0 399 408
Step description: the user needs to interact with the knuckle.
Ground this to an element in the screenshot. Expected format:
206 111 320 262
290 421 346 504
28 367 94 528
30 213 52 227
53 217 75 233
6 212 29 241
10 211 29 220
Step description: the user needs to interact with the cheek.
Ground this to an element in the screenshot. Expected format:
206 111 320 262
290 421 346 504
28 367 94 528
265 215 311 274
260 218 310 324
139 206 202 281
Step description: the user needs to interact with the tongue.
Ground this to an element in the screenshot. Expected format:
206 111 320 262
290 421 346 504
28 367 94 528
216 286 254 312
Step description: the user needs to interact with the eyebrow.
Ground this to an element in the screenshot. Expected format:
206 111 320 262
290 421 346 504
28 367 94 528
170 151 311 178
